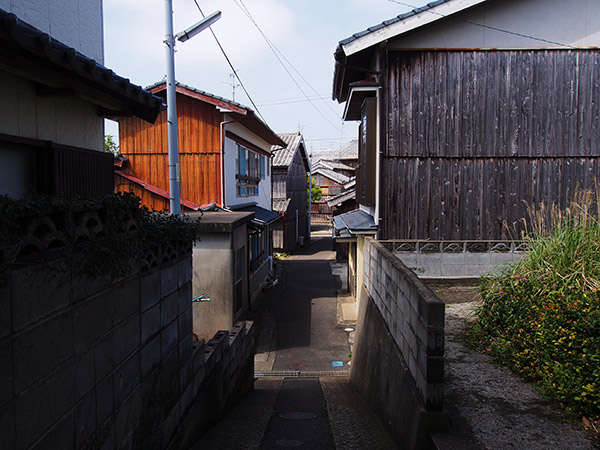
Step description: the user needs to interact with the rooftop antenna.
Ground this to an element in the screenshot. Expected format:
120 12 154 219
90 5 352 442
227 72 240 101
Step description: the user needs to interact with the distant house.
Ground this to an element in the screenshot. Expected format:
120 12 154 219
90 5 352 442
0 6 163 199
271 132 310 252
116 81 285 305
309 140 358 224
333 0 600 245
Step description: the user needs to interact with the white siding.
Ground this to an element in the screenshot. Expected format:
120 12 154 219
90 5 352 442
2 0 103 61
224 121 273 210
388 0 600 50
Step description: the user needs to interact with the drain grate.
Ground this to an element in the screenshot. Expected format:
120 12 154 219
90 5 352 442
255 370 350 378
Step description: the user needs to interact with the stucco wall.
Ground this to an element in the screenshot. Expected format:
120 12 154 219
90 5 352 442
388 0 600 49
0 0 104 62
0 70 104 151
192 233 235 341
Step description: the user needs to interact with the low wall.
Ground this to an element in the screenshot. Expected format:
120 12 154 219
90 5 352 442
352 238 447 450
1 253 255 450
383 240 527 279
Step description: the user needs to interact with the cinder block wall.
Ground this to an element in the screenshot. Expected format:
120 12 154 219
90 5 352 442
0 254 256 450
351 238 446 450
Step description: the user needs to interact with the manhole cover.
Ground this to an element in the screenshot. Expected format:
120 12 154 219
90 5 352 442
275 439 304 447
280 412 317 420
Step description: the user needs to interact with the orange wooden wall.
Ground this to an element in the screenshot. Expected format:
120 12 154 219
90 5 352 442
117 92 223 207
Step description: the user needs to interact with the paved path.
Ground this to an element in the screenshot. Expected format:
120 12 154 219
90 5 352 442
190 232 399 450
272 235 350 373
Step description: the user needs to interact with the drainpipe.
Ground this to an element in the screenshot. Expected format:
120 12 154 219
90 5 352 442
296 209 299 244
219 119 235 208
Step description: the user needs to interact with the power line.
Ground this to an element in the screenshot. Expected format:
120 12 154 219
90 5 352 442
387 0 577 49
192 0 267 122
233 0 346 134
257 94 332 107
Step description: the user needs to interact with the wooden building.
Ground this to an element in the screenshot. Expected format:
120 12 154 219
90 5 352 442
0 7 162 200
116 81 285 304
271 132 310 252
333 0 600 242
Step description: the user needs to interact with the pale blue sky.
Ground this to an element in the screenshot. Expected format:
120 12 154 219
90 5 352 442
103 0 429 150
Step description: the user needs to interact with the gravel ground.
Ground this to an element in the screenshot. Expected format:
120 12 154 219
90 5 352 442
442 290 594 450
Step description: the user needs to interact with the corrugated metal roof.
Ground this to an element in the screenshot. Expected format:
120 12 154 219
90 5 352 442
272 132 303 167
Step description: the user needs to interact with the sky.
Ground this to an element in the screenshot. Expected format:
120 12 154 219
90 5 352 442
103 0 429 152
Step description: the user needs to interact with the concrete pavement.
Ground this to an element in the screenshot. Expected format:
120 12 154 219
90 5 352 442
190 229 399 450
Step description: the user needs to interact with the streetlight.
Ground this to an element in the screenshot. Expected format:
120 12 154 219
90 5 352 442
164 1 221 216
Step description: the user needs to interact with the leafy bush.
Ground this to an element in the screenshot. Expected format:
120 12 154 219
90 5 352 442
465 188 600 443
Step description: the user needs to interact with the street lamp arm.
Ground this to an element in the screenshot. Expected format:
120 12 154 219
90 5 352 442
176 11 221 42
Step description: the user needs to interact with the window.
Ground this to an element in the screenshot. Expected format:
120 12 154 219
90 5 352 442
236 144 262 196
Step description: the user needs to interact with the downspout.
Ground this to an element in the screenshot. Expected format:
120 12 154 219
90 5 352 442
219 119 236 208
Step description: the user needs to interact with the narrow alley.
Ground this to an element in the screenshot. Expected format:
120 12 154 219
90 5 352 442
189 227 400 450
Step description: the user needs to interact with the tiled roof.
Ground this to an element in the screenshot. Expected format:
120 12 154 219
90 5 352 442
272 132 303 168
313 168 350 185
333 209 377 238
272 198 291 212
327 189 356 208
311 139 358 162
0 9 164 123
146 80 249 112
338 0 451 48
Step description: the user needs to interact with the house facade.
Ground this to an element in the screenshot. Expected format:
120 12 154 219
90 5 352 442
116 82 285 305
271 132 310 252
333 0 600 243
332 0 600 301
0 2 162 199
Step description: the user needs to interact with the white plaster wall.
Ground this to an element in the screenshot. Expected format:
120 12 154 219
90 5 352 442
388 0 600 49
0 70 104 150
224 121 273 210
1 0 103 62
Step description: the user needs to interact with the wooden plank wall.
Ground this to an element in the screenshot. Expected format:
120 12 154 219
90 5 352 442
271 149 308 251
383 49 600 240
118 93 222 206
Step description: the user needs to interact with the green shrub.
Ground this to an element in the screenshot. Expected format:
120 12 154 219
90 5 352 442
465 188 600 443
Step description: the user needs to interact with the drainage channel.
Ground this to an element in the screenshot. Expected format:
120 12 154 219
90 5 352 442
255 370 350 378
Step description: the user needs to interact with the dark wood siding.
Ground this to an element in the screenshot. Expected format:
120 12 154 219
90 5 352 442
382 49 600 240
272 149 308 252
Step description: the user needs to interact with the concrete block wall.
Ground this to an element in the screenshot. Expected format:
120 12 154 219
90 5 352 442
389 240 526 279
351 238 447 450
0 254 256 450
363 238 445 410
